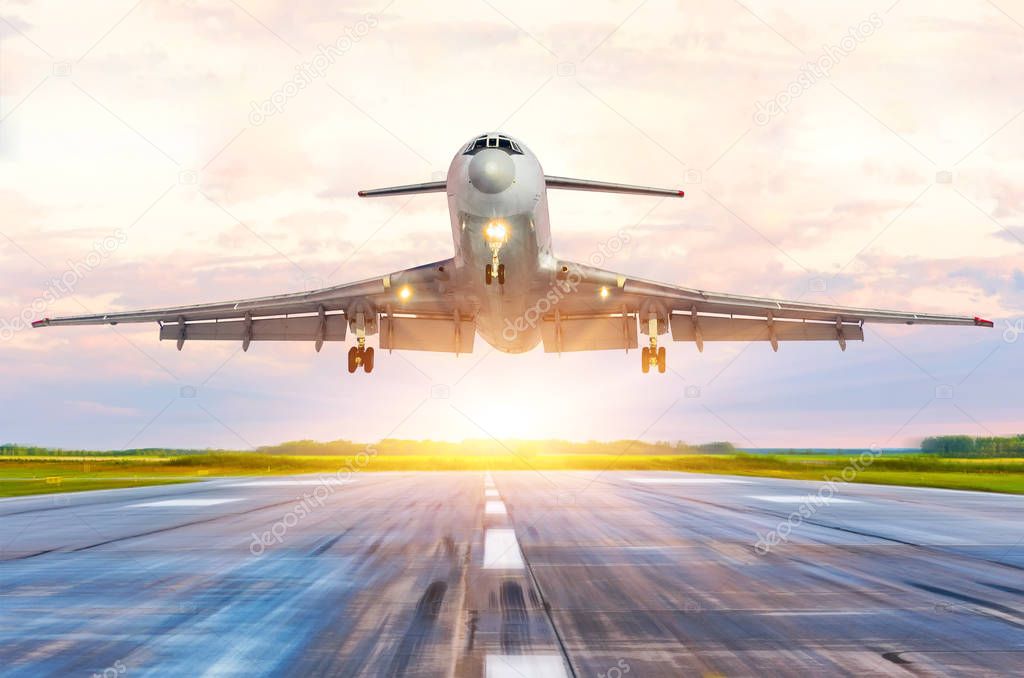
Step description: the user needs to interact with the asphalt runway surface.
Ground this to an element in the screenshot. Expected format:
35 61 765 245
1 470 1023 677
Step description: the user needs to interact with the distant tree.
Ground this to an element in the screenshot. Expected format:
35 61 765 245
697 441 737 454
921 435 976 456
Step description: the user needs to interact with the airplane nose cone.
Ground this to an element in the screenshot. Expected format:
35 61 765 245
468 148 516 194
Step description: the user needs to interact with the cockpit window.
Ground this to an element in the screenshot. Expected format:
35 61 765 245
463 135 523 156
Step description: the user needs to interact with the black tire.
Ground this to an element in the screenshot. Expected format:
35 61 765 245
485 264 492 285
347 346 358 373
657 346 666 374
364 347 375 373
497 263 505 285
641 346 650 374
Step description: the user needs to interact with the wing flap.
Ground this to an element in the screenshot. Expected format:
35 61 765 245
669 314 864 343
379 316 475 353
158 315 348 343
540 315 638 353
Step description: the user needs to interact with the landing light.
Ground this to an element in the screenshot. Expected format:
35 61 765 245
485 221 507 243
600 286 609 299
399 285 412 301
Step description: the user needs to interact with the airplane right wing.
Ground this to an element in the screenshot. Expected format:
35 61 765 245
537 260 992 353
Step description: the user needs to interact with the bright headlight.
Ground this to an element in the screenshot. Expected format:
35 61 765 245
485 222 507 242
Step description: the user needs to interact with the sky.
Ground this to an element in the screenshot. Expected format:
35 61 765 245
1 0 1022 450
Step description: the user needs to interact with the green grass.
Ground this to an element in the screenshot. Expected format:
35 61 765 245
2 451 1024 497
0 458 200 497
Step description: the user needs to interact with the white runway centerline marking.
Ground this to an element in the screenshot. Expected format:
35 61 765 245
630 477 751 484
485 500 507 515
130 498 242 508
483 529 524 569
486 654 567 678
749 495 860 504
485 488 500 498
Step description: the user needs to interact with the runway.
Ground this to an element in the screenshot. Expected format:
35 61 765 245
1 470 1023 677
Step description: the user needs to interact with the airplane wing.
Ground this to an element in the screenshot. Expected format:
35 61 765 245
537 260 992 353
32 258 473 354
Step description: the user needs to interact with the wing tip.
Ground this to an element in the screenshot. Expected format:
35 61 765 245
357 190 367 197
974 316 994 327
32 318 49 328
677 190 685 197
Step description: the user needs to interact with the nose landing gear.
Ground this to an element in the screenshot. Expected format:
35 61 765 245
484 221 508 286
485 262 505 286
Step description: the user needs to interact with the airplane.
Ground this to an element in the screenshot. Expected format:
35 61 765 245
33 132 993 374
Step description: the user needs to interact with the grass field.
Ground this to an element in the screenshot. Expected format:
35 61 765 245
2 452 1024 497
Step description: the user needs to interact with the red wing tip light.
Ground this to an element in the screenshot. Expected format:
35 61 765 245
974 316 994 327
677 190 685 197
357 190 367 197
32 318 49 328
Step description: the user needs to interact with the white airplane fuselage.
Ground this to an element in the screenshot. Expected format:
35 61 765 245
446 135 555 354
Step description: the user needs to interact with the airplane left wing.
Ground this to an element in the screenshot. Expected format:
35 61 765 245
538 260 992 353
33 258 472 354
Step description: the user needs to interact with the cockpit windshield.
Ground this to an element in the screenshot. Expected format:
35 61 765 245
464 134 523 155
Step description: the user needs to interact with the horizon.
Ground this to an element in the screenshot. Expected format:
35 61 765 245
1 435 1006 455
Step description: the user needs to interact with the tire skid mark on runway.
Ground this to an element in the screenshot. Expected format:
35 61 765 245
58 496 316 556
385 580 449 676
907 581 1024 629
307 529 350 557
0 547 58 562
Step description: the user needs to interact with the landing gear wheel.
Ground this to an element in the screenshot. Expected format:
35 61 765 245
363 347 375 373
641 346 651 374
497 263 505 285
657 346 666 374
347 346 358 374
485 263 493 285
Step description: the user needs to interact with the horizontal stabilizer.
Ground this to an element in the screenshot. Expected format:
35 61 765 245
545 176 684 198
357 181 447 198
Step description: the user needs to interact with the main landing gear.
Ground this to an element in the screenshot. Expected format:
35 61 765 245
485 262 505 286
348 312 374 373
641 315 666 374
348 342 374 373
